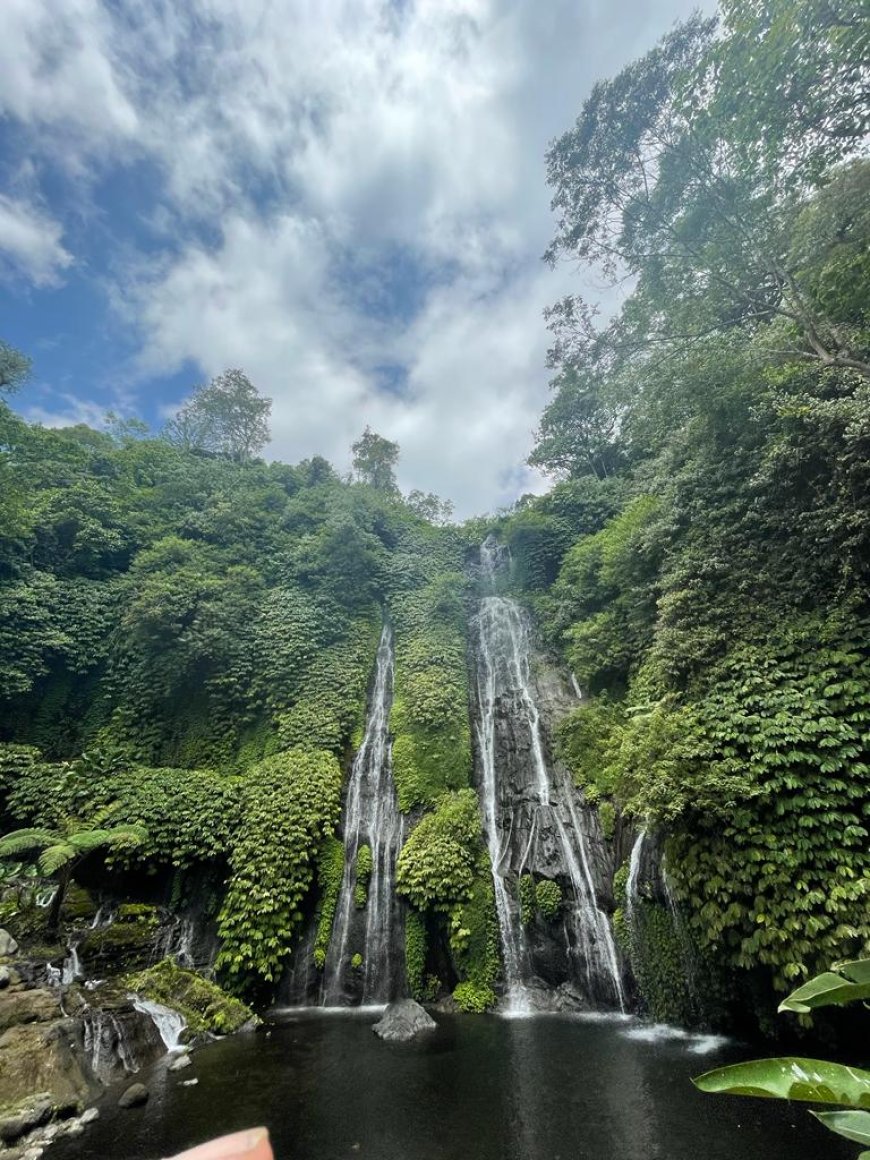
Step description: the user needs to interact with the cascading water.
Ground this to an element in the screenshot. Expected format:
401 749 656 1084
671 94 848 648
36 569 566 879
625 830 647 930
131 996 186 1050
320 624 405 1005
473 538 625 1012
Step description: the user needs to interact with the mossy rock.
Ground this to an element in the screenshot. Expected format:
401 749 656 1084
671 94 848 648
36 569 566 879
79 918 157 973
115 904 160 926
62 884 98 923
127 959 257 1036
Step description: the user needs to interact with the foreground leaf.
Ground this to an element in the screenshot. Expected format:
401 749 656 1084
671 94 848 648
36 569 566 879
778 968 870 1015
693 1058 870 1107
812 1110 870 1146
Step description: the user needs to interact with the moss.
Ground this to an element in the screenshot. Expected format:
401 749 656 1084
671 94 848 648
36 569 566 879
62 883 97 923
597 800 616 839
128 958 257 1035
79 916 158 972
452 980 496 1013
518 874 536 925
450 870 500 1006
536 878 562 920
351 952 363 970
405 910 428 1001
354 844 372 908
115 903 160 926
313 836 344 970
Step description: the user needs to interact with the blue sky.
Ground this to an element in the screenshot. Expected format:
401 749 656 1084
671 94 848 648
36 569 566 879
1 0 708 517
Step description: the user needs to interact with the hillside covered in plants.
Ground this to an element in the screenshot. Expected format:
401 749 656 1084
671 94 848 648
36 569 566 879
0 0 866 1045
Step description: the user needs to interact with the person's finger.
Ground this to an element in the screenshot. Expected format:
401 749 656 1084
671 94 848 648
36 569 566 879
167 1127 273 1160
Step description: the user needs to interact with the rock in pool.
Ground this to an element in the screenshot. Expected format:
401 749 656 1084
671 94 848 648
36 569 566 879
372 1000 436 1042
118 1083 149 1109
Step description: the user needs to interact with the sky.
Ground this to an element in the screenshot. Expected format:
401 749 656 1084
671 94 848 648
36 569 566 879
1 0 708 518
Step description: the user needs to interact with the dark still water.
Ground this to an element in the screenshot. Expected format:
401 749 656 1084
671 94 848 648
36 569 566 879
51 1010 852 1160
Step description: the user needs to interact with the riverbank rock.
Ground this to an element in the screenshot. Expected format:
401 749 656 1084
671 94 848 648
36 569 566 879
0 930 19 957
118 1083 149 1108
372 1000 436 1042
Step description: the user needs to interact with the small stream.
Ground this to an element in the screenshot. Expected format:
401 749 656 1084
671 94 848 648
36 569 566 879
48 1011 851 1160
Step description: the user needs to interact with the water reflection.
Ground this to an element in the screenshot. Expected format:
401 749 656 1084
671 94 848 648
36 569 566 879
49 1011 853 1160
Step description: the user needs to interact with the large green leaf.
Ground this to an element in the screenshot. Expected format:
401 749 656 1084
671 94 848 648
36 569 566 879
840 961 870 986
813 1110 870 1146
0 829 57 858
778 962 870 1014
693 1058 870 1107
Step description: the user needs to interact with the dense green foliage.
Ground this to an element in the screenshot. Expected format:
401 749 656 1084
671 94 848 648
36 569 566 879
503 0 870 1010
129 958 256 1035
396 789 499 1009
389 528 472 811
313 836 345 971
216 749 342 994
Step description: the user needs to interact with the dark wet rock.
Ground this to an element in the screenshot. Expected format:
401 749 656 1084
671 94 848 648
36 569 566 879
372 999 436 1042
118 1083 149 1108
0 1094 53 1144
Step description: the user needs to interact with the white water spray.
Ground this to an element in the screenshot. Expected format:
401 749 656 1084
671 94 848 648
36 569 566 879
474 540 625 1012
321 624 404 1004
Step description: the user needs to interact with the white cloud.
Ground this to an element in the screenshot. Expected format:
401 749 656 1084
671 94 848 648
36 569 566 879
0 196 72 287
3 0 712 513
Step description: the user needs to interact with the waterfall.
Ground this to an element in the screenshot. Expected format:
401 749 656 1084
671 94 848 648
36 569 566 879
83 1010 140 1083
473 540 624 1012
131 996 186 1050
61 943 83 985
625 830 647 929
321 624 405 1005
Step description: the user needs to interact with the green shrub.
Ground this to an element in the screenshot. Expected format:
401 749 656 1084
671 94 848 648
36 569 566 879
518 874 537 924
217 748 342 994
536 878 563 920
452 980 496 1013
354 844 373 908
396 790 481 912
314 836 345 970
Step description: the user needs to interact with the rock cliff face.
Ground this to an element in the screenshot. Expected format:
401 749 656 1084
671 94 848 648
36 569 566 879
469 549 628 1010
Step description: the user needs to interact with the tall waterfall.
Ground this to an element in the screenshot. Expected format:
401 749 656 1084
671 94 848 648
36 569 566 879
321 624 405 1005
473 539 625 1012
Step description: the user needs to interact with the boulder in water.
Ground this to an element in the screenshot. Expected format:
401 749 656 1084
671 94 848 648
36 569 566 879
372 1000 436 1042
168 1052 191 1071
118 1083 149 1109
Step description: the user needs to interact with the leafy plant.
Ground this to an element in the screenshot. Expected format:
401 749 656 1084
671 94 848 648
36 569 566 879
695 959 870 1156
0 818 146 935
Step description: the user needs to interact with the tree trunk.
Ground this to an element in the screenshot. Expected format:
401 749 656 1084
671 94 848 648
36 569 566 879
46 864 71 939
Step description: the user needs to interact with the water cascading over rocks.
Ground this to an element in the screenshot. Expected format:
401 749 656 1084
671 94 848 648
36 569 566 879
472 538 625 1012
320 624 405 1005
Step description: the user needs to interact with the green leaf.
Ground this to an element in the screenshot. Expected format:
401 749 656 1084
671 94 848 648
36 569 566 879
778 969 870 1014
693 1058 870 1108
812 1110 870 1146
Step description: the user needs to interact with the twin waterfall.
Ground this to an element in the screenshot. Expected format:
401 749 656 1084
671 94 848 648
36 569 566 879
283 544 626 1013
321 624 405 1005
474 542 624 1012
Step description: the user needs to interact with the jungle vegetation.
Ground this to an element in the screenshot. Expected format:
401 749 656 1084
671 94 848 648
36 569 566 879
0 0 867 1017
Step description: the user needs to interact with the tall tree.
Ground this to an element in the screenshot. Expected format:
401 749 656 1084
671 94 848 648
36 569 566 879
164 369 271 462
0 340 31 395
544 3 870 382
351 427 400 493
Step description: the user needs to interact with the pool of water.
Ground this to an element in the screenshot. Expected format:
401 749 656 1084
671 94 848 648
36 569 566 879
50 1009 853 1160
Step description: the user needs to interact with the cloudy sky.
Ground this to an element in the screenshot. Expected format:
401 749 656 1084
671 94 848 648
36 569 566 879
2 0 707 517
